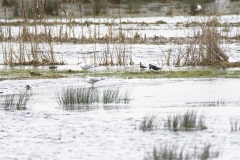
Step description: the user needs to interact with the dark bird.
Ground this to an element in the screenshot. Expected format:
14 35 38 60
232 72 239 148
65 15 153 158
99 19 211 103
49 65 57 70
149 64 162 71
30 71 42 76
140 62 147 69
25 85 31 90
25 85 32 94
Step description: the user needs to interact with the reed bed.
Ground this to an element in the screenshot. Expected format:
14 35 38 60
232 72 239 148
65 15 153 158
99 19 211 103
145 143 221 160
230 116 240 131
2 1 240 69
56 85 132 111
103 87 131 104
1 91 31 110
138 113 160 131
165 109 207 131
56 86 100 111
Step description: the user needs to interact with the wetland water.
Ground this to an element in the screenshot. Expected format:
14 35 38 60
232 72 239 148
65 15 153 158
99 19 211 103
0 14 240 159
0 78 240 159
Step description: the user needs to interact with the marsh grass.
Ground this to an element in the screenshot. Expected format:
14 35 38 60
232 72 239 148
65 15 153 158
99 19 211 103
145 143 221 160
230 117 240 131
201 99 226 107
2 2 240 68
56 86 100 111
165 109 207 131
102 86 132 104
1 67 240 80
56 85 132 111
103 88 120 104
195 144 221 160
2 92 31 110
138 113 160 131
145 143 183 160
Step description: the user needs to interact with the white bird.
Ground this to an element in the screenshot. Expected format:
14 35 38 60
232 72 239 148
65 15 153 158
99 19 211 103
195 5 202 11
77 62 97 73
84 76 105 88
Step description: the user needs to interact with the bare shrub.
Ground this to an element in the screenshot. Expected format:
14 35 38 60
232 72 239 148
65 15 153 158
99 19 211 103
172 17 233 67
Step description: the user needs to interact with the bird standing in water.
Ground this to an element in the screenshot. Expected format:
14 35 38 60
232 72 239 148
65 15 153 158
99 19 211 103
77 62 97 73
84 76 105 88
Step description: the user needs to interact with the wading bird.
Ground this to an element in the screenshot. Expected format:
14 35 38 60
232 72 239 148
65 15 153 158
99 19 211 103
30 71 42 76
84 76 105 88
140 62 147 69
77 62 97 73
49 65 57 71
149 64 162 71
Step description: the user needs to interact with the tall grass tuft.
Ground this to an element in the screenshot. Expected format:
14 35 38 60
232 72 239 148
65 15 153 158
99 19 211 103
56 86 100 111
196 144 221 160
145 143 186 160
230 117 240 131
145 143 221 160
165 109 207 131
138 113 159 131
166 113 180 132
103 88 120 104
103 88 132 104
3 92 31 110
56 86 132 111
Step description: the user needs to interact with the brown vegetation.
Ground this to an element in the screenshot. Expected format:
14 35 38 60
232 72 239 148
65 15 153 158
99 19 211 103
1 1 239 68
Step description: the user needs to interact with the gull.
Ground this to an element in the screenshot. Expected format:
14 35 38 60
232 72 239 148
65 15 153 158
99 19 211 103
140 62 147 69
149 64 162 71
77 62 97 73
195 5 202 11
84 76 105 88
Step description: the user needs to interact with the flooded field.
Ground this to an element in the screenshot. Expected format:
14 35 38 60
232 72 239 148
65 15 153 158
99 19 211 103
0 11 240 160
1 78 240 159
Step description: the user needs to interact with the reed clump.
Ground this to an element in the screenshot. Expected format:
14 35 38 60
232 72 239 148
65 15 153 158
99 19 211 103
1 92 32 110
56 86 132 111
230 117 240 131
138 113 160 131
145 143 221 160
165 109 207 131
56 86 100 111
